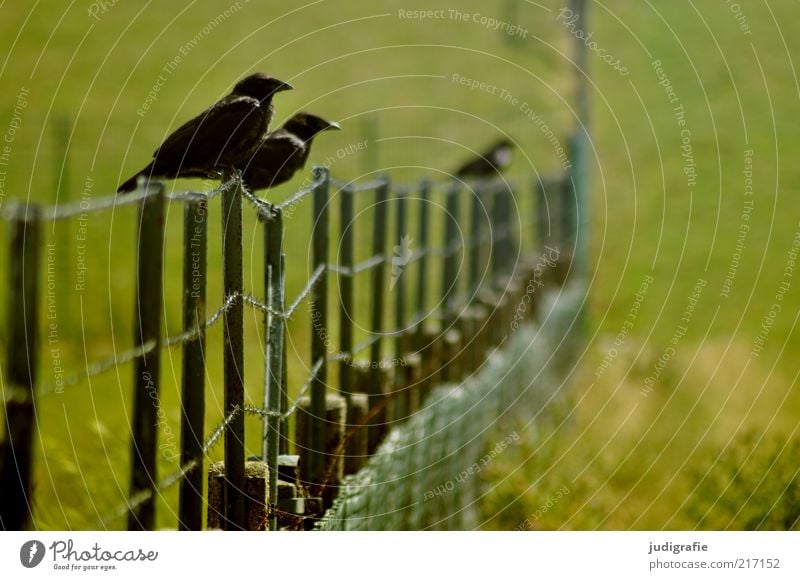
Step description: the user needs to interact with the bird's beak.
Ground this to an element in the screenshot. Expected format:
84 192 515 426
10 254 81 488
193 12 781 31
276 81 294 92
325 121 342 131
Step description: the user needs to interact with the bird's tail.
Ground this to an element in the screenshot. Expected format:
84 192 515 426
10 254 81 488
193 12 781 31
117 161 155 193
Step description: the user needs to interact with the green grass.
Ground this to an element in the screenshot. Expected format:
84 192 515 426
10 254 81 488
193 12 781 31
1 0 799 529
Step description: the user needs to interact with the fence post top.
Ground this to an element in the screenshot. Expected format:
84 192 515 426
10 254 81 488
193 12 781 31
259 202 282 223
135 176 165 195
312 165 330 181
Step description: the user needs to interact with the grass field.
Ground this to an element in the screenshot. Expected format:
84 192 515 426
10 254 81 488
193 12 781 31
1 0 798 529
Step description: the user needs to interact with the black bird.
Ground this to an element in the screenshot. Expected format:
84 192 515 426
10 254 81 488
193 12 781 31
117 73 293 193
454 138 514 179
241 112 340 191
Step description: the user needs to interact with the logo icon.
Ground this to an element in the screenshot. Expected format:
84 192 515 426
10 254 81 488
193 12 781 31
390 234 414 290
20 540 45 568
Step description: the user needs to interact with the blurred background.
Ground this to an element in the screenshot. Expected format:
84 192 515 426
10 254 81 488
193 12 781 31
0 0 798 529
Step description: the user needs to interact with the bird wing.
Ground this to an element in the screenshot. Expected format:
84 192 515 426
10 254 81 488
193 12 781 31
250 130 305 164
152 95 261 162
242 130 307 189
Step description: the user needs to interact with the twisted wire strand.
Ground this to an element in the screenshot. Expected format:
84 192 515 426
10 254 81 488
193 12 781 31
100 405 240 526
276 173 328 211
326 254 384 277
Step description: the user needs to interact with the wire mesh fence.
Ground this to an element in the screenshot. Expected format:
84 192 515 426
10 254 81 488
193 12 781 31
0 155 583 531
317 281 585 531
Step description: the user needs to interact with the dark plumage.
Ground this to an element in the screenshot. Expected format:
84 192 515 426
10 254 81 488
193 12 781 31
241 112 340 191
454 138 514 179
117 73 293 193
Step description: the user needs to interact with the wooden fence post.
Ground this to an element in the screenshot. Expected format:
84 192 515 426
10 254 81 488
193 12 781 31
309 166 330 491
0 203 41 530
178 194 208 531
263 204 284 530
128 182 165 531
221 175 245 530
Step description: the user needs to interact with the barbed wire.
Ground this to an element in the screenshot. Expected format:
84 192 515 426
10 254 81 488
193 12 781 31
165 177 238 203
283 263 325 318
244 356 323 421
37 259 328 398
11 164 538 530
101 404 239 527
38 339 157 397
329 176 387 193
275 172 328 211
326 254 385 277
102 356 327 526
38 293 241 397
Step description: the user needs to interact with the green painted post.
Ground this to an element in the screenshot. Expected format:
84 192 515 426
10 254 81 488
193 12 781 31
263 205 284 530
309 166 330 491
392 189 408 420
178 194 208 531
468 185 484 301
279 253 289 456
569 0 590 283
492 185 515 284
439 184 460 383
128 182 165 531
442 183 460 328
414 180 431 351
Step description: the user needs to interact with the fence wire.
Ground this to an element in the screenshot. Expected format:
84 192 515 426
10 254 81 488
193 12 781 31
1 159 563 531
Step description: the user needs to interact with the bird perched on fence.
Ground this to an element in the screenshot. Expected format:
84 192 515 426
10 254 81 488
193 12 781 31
117 73 293 193
240 112 340 191
453 138 514 179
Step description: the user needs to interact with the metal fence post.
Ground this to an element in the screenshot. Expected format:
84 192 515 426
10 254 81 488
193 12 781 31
128 182 165 531
0 203 41 530
338 185 354 398
570 0 590 283
492 184 515 284
439 184 460 383
178 194 208 531
221 175 245 530
392 188 409 422
367 176 389 453
279 254 289 456
262 204 284 531
414 179 430 351
468 185 484 302
442 183 460 328
309 166 330 491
